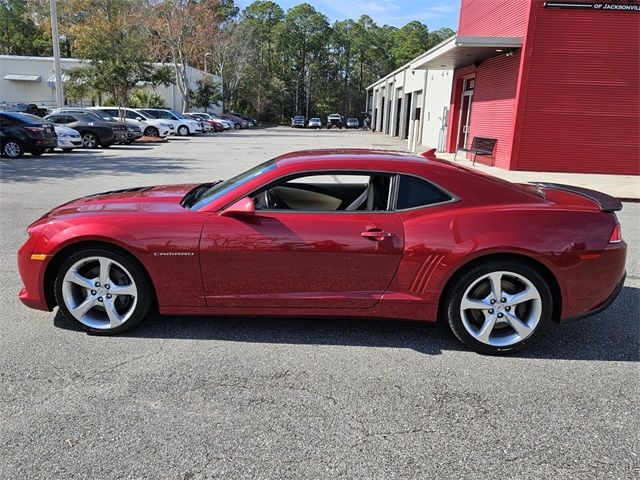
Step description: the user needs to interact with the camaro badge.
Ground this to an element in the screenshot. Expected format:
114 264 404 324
153 252 195 256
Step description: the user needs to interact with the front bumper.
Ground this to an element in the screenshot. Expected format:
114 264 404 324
17 233 51 311
57 137 82 148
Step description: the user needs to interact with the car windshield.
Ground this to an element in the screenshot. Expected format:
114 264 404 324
171 111 187 119
184 159 278 210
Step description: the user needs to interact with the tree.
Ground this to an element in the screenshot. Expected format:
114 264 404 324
63 1 173 108
188 77 222 112
129 89 168 108
392 20 430 68
0 0 49 55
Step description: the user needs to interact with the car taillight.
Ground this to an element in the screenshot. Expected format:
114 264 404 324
24 126 44 133
609 223 622 243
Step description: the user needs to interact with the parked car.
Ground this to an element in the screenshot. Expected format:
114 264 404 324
17 149 627 355
219 113 250 129
52 108 128 144
346 117 360 129
291 115 306 128
327 113 343 129
90 107 173 138
203 113 234 130
183 113 214 132
229 111 257 126
44 113 116 148
9 103 49 117
308 117 322 129
185 113 225 132
137 109 202 136
51 125 82 152
0 112 57 158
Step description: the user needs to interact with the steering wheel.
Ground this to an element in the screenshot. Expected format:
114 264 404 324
260 189 286 209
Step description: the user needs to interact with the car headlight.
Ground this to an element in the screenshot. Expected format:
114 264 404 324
57 132 69 137
161 123 172 128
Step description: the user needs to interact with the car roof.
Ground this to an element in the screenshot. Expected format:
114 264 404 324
273 149 439 168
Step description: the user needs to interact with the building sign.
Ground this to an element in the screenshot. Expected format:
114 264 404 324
544 2 640 11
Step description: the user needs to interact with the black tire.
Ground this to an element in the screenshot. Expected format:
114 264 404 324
446 259 553 354
234 124 241 129
81 131 99 149
177 125 189 136
2 138 24 158
54 247 154 335
144 126 159 137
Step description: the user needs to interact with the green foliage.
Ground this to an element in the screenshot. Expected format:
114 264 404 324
188 78 222 111
0 0 50 55
129 89 167 108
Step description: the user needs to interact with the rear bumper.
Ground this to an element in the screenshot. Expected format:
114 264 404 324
561 271 626 323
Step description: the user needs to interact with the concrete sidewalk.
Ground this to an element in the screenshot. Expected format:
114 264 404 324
433 152 640 201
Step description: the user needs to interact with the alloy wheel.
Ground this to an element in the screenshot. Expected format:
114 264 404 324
459 270 542 347
61 256 138 330
4 141 22 158
178 125 189 136
145 127 159 137
82 133 97 148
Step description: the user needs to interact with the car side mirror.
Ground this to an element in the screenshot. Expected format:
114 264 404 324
220 197 255 217
136 117 143 121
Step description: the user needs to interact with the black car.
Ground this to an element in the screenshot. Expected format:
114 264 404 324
0 112 57 158
44 113 116 148
52 108 128 144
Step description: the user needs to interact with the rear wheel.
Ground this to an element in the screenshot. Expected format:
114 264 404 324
54 248 153 335
81 132 98 148
2 139 23 158
446 259 553 354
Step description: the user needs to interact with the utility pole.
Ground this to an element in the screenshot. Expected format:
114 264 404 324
50 0 64 107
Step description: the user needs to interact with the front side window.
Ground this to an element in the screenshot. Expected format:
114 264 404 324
396 174 451 210
252 173 392 212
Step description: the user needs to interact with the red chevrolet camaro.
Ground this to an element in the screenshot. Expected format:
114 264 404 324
18 149 627 354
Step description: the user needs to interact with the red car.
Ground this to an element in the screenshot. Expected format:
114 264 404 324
17 149 626 354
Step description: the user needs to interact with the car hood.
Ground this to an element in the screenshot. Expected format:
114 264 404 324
54 125 80 136
35 184 198 223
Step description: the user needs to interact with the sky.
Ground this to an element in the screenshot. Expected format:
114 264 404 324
235 0 461 30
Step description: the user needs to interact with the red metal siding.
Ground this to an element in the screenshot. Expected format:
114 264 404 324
458 0 529 37
513 2 640 174
467 51 522 168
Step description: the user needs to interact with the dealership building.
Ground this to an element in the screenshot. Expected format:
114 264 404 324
0 55 222 113
367 0 639 175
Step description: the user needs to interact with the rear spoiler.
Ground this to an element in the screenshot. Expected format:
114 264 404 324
530 182 623 212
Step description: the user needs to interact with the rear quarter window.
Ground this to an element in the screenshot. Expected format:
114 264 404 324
396 175 451 210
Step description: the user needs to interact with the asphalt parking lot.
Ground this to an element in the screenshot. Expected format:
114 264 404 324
1 127 638 479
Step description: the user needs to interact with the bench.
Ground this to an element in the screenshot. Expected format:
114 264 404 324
454 137 497 166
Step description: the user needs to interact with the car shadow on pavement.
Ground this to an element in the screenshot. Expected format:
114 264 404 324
53 286 639 361
0 151 189 182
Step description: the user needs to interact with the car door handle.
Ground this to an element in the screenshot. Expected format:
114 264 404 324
361 230 394 241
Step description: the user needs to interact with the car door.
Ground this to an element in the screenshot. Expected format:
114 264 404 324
199 173 405 309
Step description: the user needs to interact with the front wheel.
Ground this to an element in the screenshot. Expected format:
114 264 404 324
177 125 189 136
144 126 159 137
54 248 153 335
446 260 553 354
